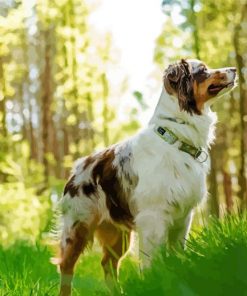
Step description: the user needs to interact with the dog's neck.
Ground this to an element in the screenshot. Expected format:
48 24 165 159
148 88 217 148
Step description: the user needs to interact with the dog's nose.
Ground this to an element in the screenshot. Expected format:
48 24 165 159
229 67 237 72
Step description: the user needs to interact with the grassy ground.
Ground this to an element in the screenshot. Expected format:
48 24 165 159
1 214 247 296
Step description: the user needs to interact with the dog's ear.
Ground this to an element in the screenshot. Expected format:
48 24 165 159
163 62 183 94
164 59 200 115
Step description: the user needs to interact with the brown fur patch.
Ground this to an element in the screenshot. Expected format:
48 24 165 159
66 237 73 244
60 222 89 270
59 222 89 294
63 175 79 198
193 71 228 110
164 59 201 115
117 143 138 188
96 222 131 277
193 69 209 83
83 155 95 170
91 148 134 227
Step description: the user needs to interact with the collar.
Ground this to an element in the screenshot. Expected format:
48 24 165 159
155 126 208 163
161 116 186 124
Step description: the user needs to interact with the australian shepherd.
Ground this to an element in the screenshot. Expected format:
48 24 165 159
55 59 237 295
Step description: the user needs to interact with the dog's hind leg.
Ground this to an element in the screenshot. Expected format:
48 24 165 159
59 221 92 296
96 222 131 284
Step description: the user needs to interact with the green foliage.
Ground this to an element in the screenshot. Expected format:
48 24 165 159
0 242 109 296
0 182 50 244
117 214 247 296
0 141 53 245
0 242 58 295
133 91 148 111
1 215 247 295
73 250 109 295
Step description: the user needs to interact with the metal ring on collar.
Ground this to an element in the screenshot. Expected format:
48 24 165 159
195 149 208 163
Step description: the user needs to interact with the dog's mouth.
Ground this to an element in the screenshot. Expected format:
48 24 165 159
208 82 234 95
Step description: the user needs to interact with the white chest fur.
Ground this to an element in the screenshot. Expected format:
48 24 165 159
122 89 217 263
131 127 209 218
129 88 216 217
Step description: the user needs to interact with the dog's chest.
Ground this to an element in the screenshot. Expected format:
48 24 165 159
130 135 209 214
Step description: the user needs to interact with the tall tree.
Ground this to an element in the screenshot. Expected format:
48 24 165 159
233 1 247 210
41 29 53 183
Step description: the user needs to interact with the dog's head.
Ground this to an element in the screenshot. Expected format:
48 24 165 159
163 59 237 115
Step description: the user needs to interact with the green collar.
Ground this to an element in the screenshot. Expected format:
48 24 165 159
161 116 186 124
155 126 208 163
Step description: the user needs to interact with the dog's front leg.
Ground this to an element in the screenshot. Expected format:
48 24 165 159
135 210 168 268
168 211 193 249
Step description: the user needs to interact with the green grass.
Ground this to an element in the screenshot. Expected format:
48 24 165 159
1 214 247 296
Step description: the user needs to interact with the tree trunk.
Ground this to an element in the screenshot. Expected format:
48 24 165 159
21 28 38 161
86 92 95 151
0 56 7 182
189 0 200 59
223 170 233 214
60 4 71 179
18 84 28 143
233 4 247 211
101 73 109 147
69 0 81 158
41 29 52 184
0 57 7 139
51 118 60 178
208 147 220 217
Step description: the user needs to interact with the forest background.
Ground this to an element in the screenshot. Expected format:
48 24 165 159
0 0 247 256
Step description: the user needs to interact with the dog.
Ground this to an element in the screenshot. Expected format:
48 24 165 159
56 59 237 295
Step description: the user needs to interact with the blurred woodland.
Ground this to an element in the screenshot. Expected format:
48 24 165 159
0 0 247 245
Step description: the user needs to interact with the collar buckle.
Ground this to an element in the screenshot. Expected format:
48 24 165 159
194 148 208 163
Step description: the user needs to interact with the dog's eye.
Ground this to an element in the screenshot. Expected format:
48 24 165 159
197 67 206 74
